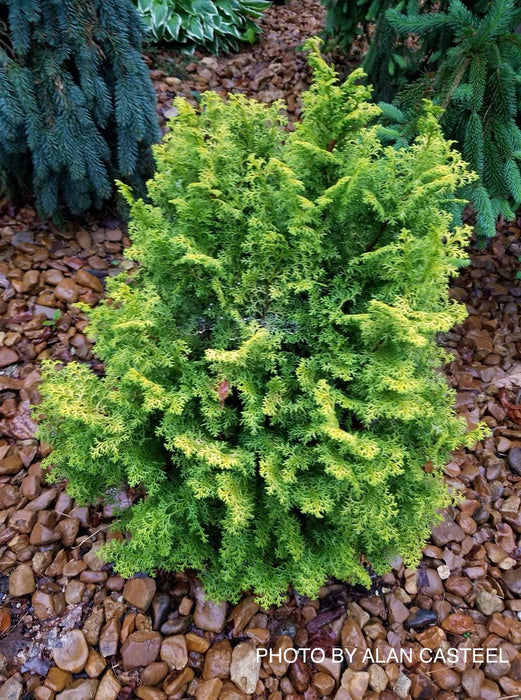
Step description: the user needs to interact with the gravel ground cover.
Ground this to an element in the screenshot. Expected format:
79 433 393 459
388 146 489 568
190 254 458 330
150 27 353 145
1 2 521 698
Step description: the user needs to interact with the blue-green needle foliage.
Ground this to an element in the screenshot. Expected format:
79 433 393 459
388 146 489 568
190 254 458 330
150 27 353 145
38 39 483 606
0 0 160 218
321 0 521 239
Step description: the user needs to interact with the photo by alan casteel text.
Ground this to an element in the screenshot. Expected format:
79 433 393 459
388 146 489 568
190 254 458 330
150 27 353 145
257 646 509 665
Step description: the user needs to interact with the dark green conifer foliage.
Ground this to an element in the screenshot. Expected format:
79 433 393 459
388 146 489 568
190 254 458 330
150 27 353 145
321 0 521 238
38 40 483 606
0 0 160 218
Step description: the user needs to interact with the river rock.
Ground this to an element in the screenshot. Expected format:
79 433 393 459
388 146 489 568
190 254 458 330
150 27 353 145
340 670 369 700
9 509 37 534
195 678 223 700
160 635 188 670
75 269 103 292
313 672 336 696
55 679 98 700
193 582 226 633
475 589 504 616
30 523 61 545
0 348 19 368
123 576 156 611
0 676 23 700
442 613 475 634
341 619 367 671
99 619 120 658
142 662 169 686
431 516 465 546
502 568 521 595
152 593 171 630
202 639 232 680
32 591 55 619
230 642 261 694
120 630 161 669
393 672 412 699
54 279 79 303
368 664 388 693
135 688 166 700
9 564 35 596
507 446 521 475
94 670 120 700
405 608 437 630
52 630 89 673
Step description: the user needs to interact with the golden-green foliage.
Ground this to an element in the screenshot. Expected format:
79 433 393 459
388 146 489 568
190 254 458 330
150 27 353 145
38 40 483 606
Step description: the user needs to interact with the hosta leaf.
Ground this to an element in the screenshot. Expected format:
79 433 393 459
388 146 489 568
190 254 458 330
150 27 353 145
164 13 182 41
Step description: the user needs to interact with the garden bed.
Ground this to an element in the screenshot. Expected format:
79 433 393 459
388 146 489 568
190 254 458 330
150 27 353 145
1 1 521 698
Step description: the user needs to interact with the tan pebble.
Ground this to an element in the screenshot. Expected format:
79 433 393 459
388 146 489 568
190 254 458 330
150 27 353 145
193 581 226 633
85 649 106 678
368 664 388 693
246 627 269 644
437 565 451 579
9 509 37 534
9 563 35 596
230 642 260 694
34 686 54 700
43 269 65 286
135 687 166 700
123 577 156 611
99 618 120 658
178 596 193 616
415 626 446 650
75 269 103 293
57 518 80 547
313 672 335 696
135 612 152 630
0 349 19 370
341 619 367 671
141 661 169 686
30 523 60 545
54 279 80 304
268 636 293 677
430 662 461 691
120 612 136 643
93 669 120 700
218 680 247 700
120 630 161 669
160 635 188 670
185 632 209 654
228 597 259 636
55 679 98 700
194 678 223 700
83 542 106 571
103 598 125 621
52 630 89 673
44 668 72 693
441 613 475 634
82 605 105 646
21 270 39 293
32 591 55 619
202 639 231 680
62 560 87 577
20 474 40 499
162 668 194 696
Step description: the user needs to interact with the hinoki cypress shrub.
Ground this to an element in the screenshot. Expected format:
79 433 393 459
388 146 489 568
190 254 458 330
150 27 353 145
38 40 483 605
0 0 160 218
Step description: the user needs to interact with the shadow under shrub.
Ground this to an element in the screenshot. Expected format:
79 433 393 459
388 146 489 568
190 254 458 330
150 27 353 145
38 39 483 606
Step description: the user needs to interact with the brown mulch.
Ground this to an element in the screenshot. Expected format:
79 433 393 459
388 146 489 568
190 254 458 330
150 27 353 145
148 0 326 126
1 2 521 699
